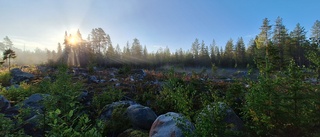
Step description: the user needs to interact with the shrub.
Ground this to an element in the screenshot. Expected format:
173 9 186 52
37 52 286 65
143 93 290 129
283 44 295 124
0 71 11 86
1 82 35 103
243 60 320 136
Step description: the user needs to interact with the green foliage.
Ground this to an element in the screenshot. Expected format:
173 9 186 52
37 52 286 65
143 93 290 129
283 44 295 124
118 65 132 75
36 66 103 136
92 87 124 114
225 82 246 115
155 69 196 119
1 82 35 103
103 105 131 136
243 60 320 136
45 108 103 137
0 71 11 86
0 113 30 137
192 103 241 137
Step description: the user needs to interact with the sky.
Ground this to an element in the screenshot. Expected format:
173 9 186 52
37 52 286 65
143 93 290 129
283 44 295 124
0 0 319 53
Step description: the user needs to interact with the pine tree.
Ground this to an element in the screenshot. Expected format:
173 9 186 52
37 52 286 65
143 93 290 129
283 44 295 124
3 48 17 71
191 38 200 60
255 18 272 72
224 39 234 67
310 20 320 47
272 17 289 69
199 40 210 66
290 23 307 66
235 37 246 67
209 39 217 64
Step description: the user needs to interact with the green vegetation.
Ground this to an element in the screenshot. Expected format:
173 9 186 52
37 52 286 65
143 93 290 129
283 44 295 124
0 71 11 86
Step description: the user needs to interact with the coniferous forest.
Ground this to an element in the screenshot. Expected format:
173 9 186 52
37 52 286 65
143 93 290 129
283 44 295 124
0 17 319 137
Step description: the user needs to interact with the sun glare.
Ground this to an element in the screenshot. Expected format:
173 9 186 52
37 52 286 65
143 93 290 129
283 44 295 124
69 36 77 45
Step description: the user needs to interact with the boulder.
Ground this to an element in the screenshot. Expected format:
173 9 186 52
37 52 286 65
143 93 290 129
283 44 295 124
19 93 49 120
99 101 137 121
78 90 93 106
149 112 194 137
10 68 35 84
100 101 137 137
3 106 19 118
127 104 157 130
88 75 99 83
0 95 10 113
88 75 105 83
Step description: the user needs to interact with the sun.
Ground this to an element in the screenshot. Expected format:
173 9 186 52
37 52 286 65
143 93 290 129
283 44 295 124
69 36 77 45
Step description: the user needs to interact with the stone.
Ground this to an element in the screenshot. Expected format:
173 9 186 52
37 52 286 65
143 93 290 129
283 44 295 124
78 90 93 106
3 106 19 118
127 104 157 130
0 95 10 113
109 78 118 82
88 75 99 83
10 68 35 84
19 93 49 120
149 112 194 137
88 75 105 83
99 101 137 121
5 84 20 90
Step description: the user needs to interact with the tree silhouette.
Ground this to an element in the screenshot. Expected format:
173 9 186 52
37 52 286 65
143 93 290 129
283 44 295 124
3 48 17 71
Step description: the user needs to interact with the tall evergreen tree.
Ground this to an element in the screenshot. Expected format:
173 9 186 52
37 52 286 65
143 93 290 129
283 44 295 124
223 39 235 67
2 48 16 71
199 40 210 66
310 20 320 47
209 39 217 64
235 37 246 67
191 38 200 60
255 18 272 71
131 38 143 59
290 23 307 66
272 17 289 68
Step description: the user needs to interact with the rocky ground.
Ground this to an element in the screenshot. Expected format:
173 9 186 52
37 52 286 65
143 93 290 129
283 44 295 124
0 65 259 136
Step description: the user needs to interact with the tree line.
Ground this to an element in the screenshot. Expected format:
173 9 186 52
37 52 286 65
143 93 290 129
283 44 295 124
1 17 320 69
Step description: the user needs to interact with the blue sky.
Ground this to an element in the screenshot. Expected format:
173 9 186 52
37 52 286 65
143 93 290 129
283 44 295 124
0 0 319 52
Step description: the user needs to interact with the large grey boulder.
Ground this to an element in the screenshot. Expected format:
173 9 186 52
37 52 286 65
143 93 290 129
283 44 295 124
10 68 34 84
0 95 10 113
99 100 137 121
149 112 194 137
19 93 49 120
127 104 157 130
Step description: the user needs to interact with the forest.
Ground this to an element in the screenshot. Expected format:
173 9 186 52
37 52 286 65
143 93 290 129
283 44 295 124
0 17 319 137
0 17 319 70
